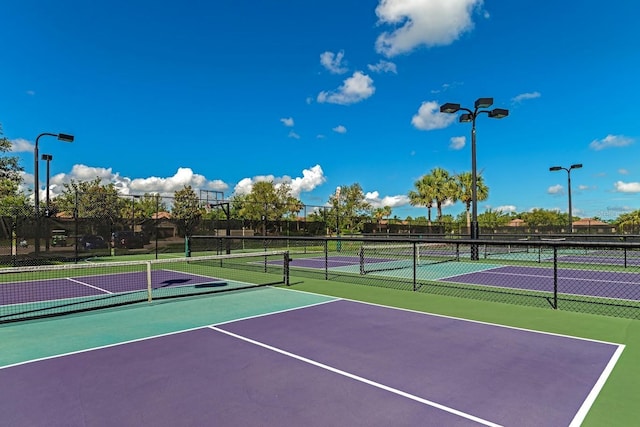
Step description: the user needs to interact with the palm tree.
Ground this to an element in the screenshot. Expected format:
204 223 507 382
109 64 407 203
455 171 489 231
373 206 392 232
430 167 457 220
409 174 437 225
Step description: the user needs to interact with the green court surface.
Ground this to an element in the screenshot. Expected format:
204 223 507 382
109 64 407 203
1 275 639 426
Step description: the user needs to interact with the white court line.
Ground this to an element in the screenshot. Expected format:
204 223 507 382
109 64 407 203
209 325 503 427
569 344 625 427
66 277 113 294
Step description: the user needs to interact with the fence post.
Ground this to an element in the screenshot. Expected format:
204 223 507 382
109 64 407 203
553 247 558 309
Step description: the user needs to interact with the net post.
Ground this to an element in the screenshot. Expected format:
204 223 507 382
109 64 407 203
146 261 153 303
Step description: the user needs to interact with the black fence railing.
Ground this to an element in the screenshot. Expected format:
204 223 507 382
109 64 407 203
199 236 640 320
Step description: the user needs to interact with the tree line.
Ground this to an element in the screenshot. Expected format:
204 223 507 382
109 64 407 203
1 123 639 236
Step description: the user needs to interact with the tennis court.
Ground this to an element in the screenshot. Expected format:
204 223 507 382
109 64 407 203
0 288 624 426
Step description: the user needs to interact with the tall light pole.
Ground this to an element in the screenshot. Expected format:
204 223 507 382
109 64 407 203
549 163 582 233
34 132 74 254
440 98 508 260
41 154 53 217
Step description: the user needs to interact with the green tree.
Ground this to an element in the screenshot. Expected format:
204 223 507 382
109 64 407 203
408 174 437 225
55 178 125 222
373 206 392 232
0 124 29 215
330 183 372 234
455 171 489 231
430 167 457 220
172 185 202 237
478 208 510 229
521 208 565 227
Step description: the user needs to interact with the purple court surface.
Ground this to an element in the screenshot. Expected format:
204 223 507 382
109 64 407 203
440 265 640 301
0 299 622 426
0 270 224 305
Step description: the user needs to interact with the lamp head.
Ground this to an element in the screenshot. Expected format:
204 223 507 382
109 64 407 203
440 103 460 114
57 133 74 142
459 113 473 123
570 163 583 170
475 98 493 109
488 108 509 119
549 166 563 172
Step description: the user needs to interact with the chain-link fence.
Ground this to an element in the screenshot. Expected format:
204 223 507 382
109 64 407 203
196 236 640 320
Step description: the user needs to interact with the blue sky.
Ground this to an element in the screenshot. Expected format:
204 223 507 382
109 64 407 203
2 0 639 220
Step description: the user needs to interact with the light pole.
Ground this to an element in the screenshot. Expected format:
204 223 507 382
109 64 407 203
549 163 582 233
41 154 53 217
34 132 74 254
440 98 508 260
42 154 53 252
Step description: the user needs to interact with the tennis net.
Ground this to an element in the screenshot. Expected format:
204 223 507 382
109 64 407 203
359 242 459 274
0 251 290 323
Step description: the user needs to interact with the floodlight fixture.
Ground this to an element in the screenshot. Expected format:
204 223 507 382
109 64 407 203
440 103 461 114
488 108 509 119
475 97 493 109
459 113 473 123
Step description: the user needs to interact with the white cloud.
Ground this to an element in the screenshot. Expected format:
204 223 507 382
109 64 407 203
614 181 640 193
320 50 348 74
280 117 294 127
288 130 301 139
619 168 629 175
375 0 483 57
364 191 410 208
332 125 347 134
10 138 34 152
411 101 457 130
547 184 564 195
317 71 375 105
449 136 465 150
511 91 541 103
367 60 397 74
590 135 634 151
233 165 327 198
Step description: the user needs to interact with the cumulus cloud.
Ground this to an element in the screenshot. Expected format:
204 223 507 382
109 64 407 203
364 191 410 209
317 71 375 105
590 135 634 151
233 165 327 198
367 60 397 74
10 138 34 152
411 101 457 130
449 136 465 150
320 50 348 74
547 184 564 195
511 91 541 103
375 0 483 57
280 117 294 127
333 125 347 134
614 181 640 193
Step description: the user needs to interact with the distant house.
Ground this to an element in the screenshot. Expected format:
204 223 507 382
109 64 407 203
572 218 615 233
507 218 527 227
